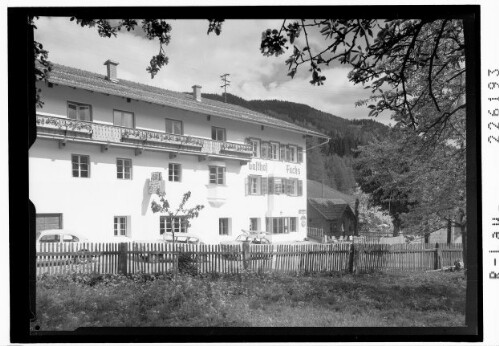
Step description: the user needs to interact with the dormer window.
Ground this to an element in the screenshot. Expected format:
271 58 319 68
67 101 92 121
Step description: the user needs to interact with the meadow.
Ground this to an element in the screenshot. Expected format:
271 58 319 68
33 269 466 330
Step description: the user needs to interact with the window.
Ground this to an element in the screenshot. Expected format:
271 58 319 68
113 110 134 128
165 118 183 135
270 142 279 160
284 178 298 196
261 142 269 159
274 178 283 195
280 145 286 161
212 127 226 141
297 147 303 163
250 139 260 158
67 101 92 121
267 177 302 196
248 175 261 195
266 217 298 234
250 218 259 231
39 234 60 243
168 163 181 182
273 218 285 234
209 166 225 184
219 218 231 236
114 216 128 236
289 145 297 162
62 234 80 242
117 158 132 180
160 216 188 234
72 154 90 178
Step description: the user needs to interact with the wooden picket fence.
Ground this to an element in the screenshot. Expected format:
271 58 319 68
36 242 463 276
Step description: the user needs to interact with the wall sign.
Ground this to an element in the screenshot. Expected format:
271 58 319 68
286 165 301 175
300 215 307 227
148 172 165 194
248 161 268 172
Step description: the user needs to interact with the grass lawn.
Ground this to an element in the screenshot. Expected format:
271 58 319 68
33 270 466 330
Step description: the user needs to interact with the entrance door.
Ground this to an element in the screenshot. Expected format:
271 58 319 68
36 214 63 231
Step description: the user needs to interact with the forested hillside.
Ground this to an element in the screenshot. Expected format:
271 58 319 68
202 93 389 193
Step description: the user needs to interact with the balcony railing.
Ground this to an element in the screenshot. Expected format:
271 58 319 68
36 114 253 159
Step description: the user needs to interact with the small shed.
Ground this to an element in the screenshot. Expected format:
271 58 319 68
307 198 356 238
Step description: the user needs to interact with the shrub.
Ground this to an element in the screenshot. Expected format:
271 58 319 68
177 252 198 276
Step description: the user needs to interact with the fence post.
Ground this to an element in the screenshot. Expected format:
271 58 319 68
118 242 128 275
348 243 355 273
242 241 251 270
434 243 442 270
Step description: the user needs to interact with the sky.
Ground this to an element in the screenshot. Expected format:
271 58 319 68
34 17 393 125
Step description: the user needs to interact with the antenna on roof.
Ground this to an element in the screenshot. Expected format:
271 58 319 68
220 73 230 103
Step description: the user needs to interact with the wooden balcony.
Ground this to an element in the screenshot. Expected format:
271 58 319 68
35 114 253 160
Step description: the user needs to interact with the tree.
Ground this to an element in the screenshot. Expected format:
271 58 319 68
30 17 224 107
150 191 204 248
354 126 466 243
353 187 394 236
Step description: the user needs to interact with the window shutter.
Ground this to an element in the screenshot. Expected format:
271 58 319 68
268 177 274 194
297 147 303 163
285 146 290 162
298 180 303 196
274 178 281 195
283 178 289 195
261 177 268 195
280 145 286 161
245 177 249 196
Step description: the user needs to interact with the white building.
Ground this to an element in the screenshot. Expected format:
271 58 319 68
29 60 328 244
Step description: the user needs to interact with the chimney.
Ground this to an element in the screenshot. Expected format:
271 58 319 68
103 59 119 82
192 85 202 102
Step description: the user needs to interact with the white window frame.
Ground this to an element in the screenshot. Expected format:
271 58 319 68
250 139 260 158
165 118 183 135
116 158 132 180
266 217 297 234
270 142 279 160
160 216 188 234
113 109 135 128
219 218 231 236
250 218 259 231
211 126 226 141
67 101 92 121
72 154 90 178
289 145 297 163
114 216 128 237
209 166 225 185
168 163 181 182
249 175 261 195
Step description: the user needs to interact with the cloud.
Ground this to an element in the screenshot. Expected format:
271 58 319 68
34 17 393 125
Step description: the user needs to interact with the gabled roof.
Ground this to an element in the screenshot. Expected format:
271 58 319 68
308 198 354 221
307 179 356 208
43 63 328 138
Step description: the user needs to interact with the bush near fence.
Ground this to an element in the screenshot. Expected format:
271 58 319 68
36 242 463 276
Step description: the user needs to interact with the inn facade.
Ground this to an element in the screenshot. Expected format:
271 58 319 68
29 60 328 244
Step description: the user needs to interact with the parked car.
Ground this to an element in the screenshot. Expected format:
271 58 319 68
36 229 91 264
36 229 88 248
160 233 204 245
135 233 204 263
